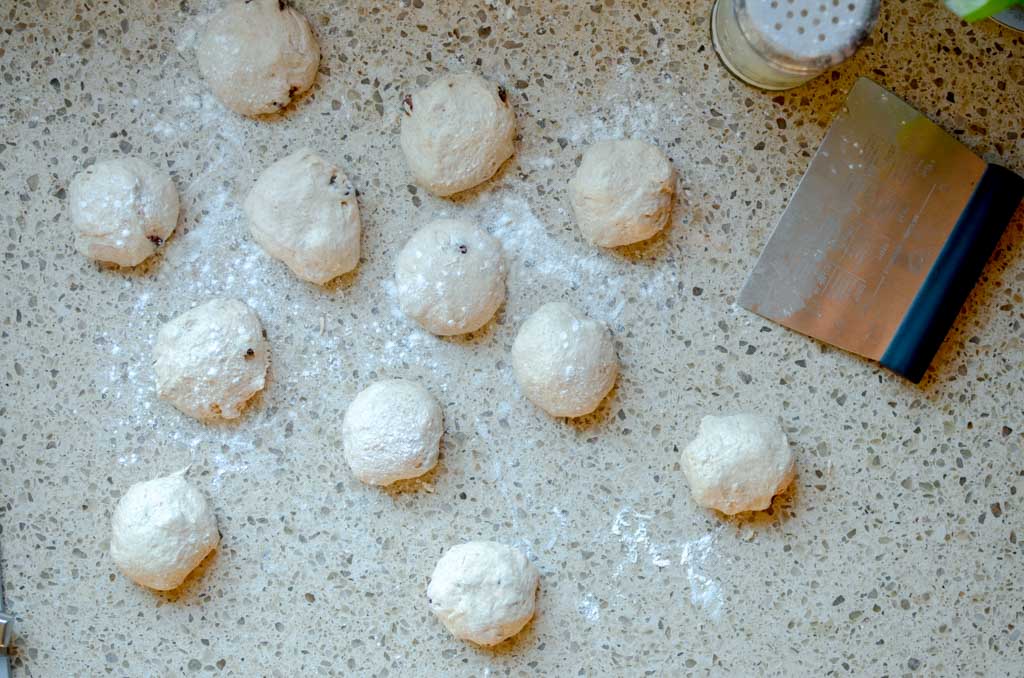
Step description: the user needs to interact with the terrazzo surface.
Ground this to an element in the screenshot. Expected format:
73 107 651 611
1 1 1023 675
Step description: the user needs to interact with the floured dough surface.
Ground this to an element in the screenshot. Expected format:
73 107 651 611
110 470 219 591
427 541 540 646
342 379 443 486
68 158 179 266
511 302 618 418
400 73 516 196
680 413 795 515
570 138 674 247
395 218 506 336
153 299 270 420
197 0 320 116
244 147 361 284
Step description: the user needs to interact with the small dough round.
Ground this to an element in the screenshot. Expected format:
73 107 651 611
197 0 319 116
154 299 270 420
110 470 219 591
569 138 675 247
68 158 179 266
511 302 618 418
244 148 361 284
680 413 795 515
342 379 443 486
400 73 515 196
427 541 540 646
395 218 506 336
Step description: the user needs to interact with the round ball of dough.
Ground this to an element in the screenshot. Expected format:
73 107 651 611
427 541 540 646
197 0 319 116
244 148 361 284
569 138 674 247
68 158 179 266
680 414 795 515
400 73 515 196
511 302 618 418
154 299 270 420
395 218 506 336
110 471 219 591
342 379 443 486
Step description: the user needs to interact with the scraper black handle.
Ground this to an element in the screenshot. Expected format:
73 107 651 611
880 164 1024 383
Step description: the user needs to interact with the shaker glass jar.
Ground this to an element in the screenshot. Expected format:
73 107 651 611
712 0 880 90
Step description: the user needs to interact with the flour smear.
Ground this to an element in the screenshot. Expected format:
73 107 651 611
610 507 725 621
99 18 720 629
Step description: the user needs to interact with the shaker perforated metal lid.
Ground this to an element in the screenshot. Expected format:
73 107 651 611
712 0 880 90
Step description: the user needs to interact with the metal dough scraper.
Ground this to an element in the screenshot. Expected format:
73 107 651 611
738 77 1024 382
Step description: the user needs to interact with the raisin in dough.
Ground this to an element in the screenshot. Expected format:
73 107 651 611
244 148 361 284
153 299 270 420
342 379 443 486
511 302 618 418
110 470 219 591
395 218 506 336
197 0 320 116
680 413 795 515
400 73 515 196
68 158 179 266
428 541 540 646
569 139 675 247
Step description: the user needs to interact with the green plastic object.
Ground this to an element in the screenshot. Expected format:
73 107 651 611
945 0 1021 22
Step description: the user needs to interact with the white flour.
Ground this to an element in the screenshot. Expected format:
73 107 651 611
609 506 725 620
559 63 688 146
95 23 724 628
680 533 724 620
610 506 656 576
577 592 601 623
483 195 633 326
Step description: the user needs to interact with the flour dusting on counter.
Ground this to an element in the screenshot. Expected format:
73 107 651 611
577 592 601 623
610 506 655 576
680 532 724 620
560 63 688 146
484 195 634 325
609 506 725 620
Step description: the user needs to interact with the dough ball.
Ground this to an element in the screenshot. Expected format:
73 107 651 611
427 541 540 646
110 470 219 591
342 379 443 486
395 218 506 336
68 158 179 266
244 148 361 284
680 414 795 515
400 73 516 196
197 0 319 116
154 299 270 420
511 302 618 418
569 139 675 247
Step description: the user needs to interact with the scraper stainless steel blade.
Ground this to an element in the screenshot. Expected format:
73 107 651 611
739 77 1024 382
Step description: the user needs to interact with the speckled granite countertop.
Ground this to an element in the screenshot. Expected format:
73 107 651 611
1 1 1022 675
